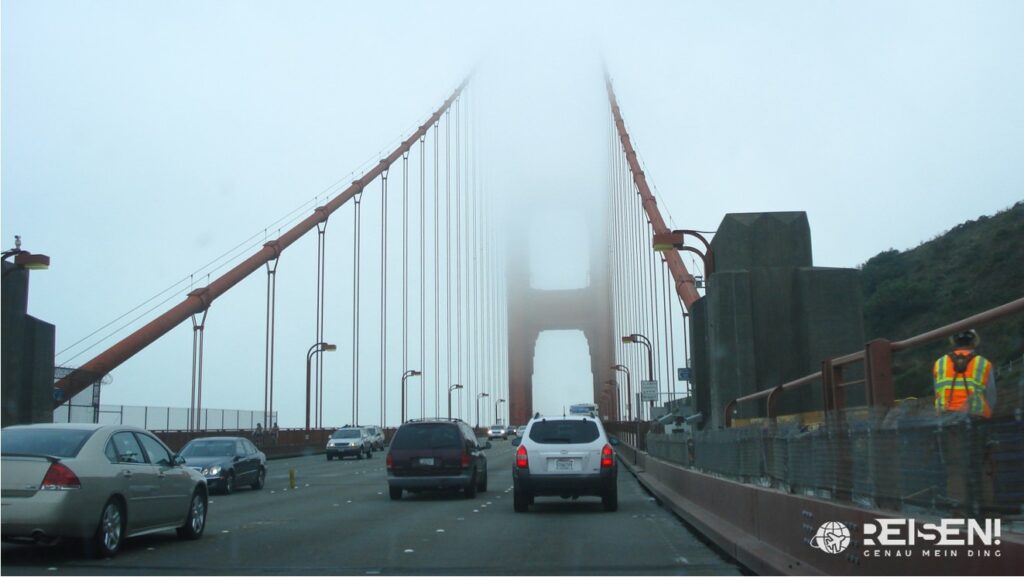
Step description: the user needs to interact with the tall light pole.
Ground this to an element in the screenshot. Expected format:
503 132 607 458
622 334 654 420
401 370 421 424
476 392 489 428
612 364 633 421
447 383 463 419
605 379 621 421
306 342 336 431
495 398 505 425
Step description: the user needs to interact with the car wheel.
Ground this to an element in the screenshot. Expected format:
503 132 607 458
222 472 235 495
176 490 207 540
356 449 364 460
477 468 488 492
251 467 266 490
602 484 618 512
365 447 373 459
463 472 478 499
389 486 402 500
90 498 124 557
327 454 333 461
513 487 530 513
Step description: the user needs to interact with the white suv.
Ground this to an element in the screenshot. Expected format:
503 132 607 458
511 415 619 512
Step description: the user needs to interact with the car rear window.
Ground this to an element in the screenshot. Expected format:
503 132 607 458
528 420 600 444
1 428 96 458
390 424 462 450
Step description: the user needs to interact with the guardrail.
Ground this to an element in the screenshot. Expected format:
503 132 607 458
724 295 1024 426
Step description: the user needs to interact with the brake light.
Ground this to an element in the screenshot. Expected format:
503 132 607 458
461 451 471 468
40 462 81 491
386 452 393 469
601 444 614 468
515 445 528 469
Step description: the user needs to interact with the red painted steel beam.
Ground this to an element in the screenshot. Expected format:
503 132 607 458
54 76 471 407
605 75 701 311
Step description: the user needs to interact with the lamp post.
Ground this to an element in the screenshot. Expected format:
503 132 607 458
306 342 336 431
495 398 506 425
652 229 714 288
604 379 621 421
447 383 463 419
476 392 489 429
401 370 421 424
611 364 633 421
622 334 654 420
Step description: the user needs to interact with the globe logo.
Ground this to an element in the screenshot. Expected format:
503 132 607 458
810 521 851 554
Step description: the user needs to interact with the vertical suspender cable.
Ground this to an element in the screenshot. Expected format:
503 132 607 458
402 151 410 411
380 167 389 427
456 98 463 418
352 190 363 426
434 121 440 418
662 258 673 398
263 256 279 430
419 134 426 420
445 110 452 415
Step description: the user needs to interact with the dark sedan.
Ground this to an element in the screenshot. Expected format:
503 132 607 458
180 437 266 494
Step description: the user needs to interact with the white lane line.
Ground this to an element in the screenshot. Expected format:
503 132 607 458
436 529 445 533
47 567 57 571
403 549 414 554
221 530 230 534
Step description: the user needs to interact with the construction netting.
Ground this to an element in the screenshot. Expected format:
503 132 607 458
646 405 1024 523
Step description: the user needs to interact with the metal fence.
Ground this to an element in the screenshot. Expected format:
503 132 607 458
647 406 1024 521
53 402 276 432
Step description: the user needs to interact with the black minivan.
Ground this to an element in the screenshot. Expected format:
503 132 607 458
385 419 490 500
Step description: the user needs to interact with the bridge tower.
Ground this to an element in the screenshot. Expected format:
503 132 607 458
505 209 615 425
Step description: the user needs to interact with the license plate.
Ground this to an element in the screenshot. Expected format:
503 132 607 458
418 457 435 466
556 458 573 471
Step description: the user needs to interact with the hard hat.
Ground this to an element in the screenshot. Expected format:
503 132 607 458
950 329 979 348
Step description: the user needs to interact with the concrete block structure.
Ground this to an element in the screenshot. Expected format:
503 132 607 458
690 212 864 429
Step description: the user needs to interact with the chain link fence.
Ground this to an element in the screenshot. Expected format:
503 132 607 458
647 406 1024 523
53 402 275 432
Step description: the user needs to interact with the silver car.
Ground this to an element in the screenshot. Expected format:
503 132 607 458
1 423 208 557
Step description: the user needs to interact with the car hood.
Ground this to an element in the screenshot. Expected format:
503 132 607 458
183 456 233 469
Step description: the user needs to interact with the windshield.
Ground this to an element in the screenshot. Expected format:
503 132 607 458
528 420 599 444
0 428 95 458
390 424 461 450
332 429 362 439
181 440 235 457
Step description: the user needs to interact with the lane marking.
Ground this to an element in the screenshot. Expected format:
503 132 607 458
436 529 445 533
403 549 414 554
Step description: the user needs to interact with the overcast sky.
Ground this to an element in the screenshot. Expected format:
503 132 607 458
4 1 1022 427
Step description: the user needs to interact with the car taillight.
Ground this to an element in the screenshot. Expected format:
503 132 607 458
515 445 528 469
461 452 471 468
601 444 614 468
386 452 393 469
40 462 81 491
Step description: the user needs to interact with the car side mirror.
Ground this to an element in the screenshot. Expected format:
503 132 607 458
609 436 620 446
511 438 521 447
233 455 242 462
483 441 492 450
173 454 186 466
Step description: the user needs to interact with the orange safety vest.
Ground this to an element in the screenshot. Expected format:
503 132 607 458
933 348 992 418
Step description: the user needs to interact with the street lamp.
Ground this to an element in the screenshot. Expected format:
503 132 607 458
622 334 654 420
611 364 632 421
652 229 714 288
306 342 336 430
495 398 506 425
447 384 463 419
401 370 422 424
476 392 489 429
604 379 621 421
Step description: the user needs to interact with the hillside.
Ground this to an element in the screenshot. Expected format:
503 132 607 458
860 201 1024 403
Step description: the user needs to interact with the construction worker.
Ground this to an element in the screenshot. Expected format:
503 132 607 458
933 329 995 418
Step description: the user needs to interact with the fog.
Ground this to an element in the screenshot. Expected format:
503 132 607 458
4 1 1022 428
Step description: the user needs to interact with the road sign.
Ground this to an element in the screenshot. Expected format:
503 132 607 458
640 380 658 401
677 367 691 381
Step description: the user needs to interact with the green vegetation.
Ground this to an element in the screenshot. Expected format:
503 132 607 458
860 201 1024 403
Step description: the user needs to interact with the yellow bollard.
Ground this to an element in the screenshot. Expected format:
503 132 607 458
289 468 296 489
